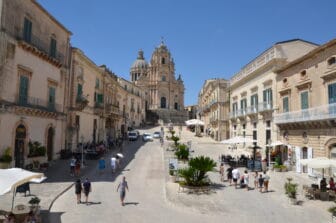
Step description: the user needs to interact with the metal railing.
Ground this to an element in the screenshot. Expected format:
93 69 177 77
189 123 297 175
18 95 61 112
258 102 273 112
274 103 336 124
246 106 258 115
105 104 120 114
16 30 65 64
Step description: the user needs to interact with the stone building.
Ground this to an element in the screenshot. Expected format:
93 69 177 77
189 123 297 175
198 78 230 141
274 38 336 175
130 42 188 124
229 39 317 159
184 105 198 120
0 0 71 167
117 77 146 134
66 48 121 149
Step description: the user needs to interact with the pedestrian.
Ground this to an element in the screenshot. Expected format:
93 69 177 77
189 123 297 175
24 211 39 223
219 163 225 182
263 171 270 192
258 173 264 192
243 170 249 191
98 157 106 174
83 178 92 205
117 176 129 206
70 156 76 176
226 166 233 186
232 166 240 189
111 156 116 173
75 179 82 204
253 171 259 189
4 212 15 223
75 158 81 176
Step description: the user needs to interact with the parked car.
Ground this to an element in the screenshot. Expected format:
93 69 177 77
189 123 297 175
128 131 138 141
142 133 153 142
153 131 161 138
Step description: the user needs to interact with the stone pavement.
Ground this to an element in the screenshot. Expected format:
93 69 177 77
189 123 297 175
0 146 123 220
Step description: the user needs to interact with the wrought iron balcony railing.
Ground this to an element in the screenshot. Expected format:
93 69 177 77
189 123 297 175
18 95 61 112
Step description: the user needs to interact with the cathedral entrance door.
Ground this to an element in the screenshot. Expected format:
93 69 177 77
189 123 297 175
161 97 166 109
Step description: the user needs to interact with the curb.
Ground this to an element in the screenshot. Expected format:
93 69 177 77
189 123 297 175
48 182 74 211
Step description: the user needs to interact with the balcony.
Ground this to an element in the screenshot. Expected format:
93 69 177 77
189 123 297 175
246 106 258 115
229 111 238 119
274 103 336 124
237 108 247 117
75 95 89 111
258 102 273 113
105 104 120 116
17 96 61 113
16 30 65 65
210 117 218 124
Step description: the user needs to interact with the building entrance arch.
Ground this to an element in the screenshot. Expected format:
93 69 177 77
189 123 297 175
161 97 166 109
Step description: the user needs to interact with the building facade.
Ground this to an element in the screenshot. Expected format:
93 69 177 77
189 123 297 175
117 77 146 134
184 105 197 120
198 79 230 141
229 40 317 159
0 0 71 167
130 42 188 124
66 48 121 149
274 39 336 175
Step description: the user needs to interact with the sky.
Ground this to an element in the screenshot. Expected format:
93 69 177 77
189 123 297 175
39 0 336 106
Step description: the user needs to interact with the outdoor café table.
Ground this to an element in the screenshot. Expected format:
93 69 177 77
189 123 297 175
12 204 30 223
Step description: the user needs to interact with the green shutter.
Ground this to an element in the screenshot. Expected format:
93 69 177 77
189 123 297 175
283 97 289 112
98 94 103 103
269 89 273 106
263 90 267 102
301 91 309 109
19 76 29 104
49 38 57 58
250 95 254 106
23 18 32 42
329 83 336 104
77 84 83 96
48 87 56 110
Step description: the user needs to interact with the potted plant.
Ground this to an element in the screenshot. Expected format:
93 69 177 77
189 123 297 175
0 147 12 168
328 206 336 219
28 196 41 214
284 178 298 205
175 144 189 162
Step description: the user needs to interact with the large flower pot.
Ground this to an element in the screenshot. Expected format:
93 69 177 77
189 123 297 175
0 162 11 169
289 197 297 205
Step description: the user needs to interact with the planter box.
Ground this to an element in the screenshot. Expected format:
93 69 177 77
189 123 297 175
274 168 281 172
0 162 11 169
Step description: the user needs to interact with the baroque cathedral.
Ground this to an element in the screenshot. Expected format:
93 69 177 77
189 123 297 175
130 41 188 123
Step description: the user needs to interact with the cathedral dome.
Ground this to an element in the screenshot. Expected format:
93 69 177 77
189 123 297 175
131 50 148 70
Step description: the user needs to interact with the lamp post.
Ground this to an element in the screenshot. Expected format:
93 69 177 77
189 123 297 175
268 139 272 168
80 135 85 169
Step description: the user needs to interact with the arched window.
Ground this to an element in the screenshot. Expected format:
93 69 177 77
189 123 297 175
161 57 165 64
160 97 166 108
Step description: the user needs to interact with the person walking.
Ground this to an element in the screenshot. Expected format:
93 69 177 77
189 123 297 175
75 179 82 204
226 166 233 186
258 173 264 192
70 156 76 176
243 170 249 191
219 163 225 182
117 176 129 206
253 171 259 189
263 171 270 192
83 178 92 205
111 156 116 173
75 158 81 176
232 166 240 189
98 157 106 174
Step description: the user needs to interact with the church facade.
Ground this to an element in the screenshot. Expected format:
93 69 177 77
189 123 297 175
130 42 188 124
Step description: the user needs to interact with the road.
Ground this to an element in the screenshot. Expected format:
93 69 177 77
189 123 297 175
49 127 331 223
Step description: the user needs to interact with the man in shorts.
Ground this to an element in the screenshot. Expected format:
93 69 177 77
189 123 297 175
117 176 129 206
83 178 92 205
232 166 240 189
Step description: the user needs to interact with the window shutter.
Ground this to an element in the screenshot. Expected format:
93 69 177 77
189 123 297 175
48 87 56 110
329 83 336 104
263 90 266 102
269 89 273 106
301 92 309 109
283 97 289 112
77 84 83 96
19 76 29 104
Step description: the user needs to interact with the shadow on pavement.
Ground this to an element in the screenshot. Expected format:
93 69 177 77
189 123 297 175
123 202 139 206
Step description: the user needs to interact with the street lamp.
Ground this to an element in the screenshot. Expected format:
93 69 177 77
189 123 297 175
80 135 85 169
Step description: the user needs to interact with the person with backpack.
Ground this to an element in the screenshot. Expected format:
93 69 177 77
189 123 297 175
83 178 92 205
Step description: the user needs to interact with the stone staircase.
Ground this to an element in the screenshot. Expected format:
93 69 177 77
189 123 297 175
146 109 189 125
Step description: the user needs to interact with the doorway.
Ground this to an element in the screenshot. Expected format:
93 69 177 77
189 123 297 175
15 124 26 168
160 97 166 109
302 147 308 173
47 127 54 161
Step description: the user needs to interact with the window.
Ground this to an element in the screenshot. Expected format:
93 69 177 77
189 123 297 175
283 96 289 112
250 94 258 111
240 98 247 110
49 37 57 58
263 88 272 108
162 76 166 81
328 57 336 66
48 87 56 110
328 83 336 104
75 115 80 129
253 122 257 129
23 18 32 43
161 58 165 64
97 94 103 104
95 78 100 89
301 91 309 109
266 120 271 128
77 84 83 97
19 75 29 105
232 102 238 114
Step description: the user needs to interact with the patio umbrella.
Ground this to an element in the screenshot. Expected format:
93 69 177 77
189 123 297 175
185 119 204 126
300 157 336 177
116 153 124 158
268 141 285 147
220 136 255 145
0 168 46 210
